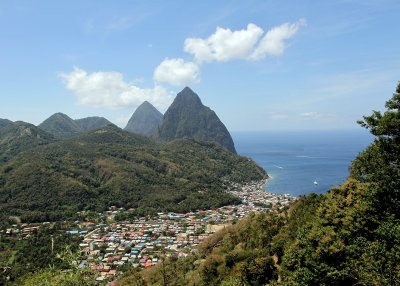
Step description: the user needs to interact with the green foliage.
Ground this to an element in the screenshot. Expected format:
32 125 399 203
75 116 111 132
0 121 56 165
38 112 84 139
0 118 12 129
0 125 266 222
38 112 113 140
350 81 400 218
118 267 148 286
14 269 95 286
0 225 83 284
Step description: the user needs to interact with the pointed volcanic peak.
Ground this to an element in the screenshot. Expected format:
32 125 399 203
124 101 163 136
0 121 56 164
0 118 13 129
38 112 83 139
75 116 112 132
153 87 237 153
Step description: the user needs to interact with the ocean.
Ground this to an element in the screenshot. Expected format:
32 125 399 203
232 130 374 197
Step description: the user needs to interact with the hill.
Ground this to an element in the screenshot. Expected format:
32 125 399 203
0 121 56 164
153 87 237 153
38 113 114 139
0 119 12 129
38 112 83 139
124 101 163 136
75 116 112 131
0 125 266 222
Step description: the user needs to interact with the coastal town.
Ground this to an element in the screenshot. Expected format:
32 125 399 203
4 180 296 284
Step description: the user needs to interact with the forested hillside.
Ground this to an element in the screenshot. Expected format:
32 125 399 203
0 121 56 165
0 124 266 224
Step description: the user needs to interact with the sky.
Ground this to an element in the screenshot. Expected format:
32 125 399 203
1 0 399 131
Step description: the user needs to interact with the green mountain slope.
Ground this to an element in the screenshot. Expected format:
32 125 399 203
75 116 112 131
153 87 237 153
0 125 266 222
124 101 163 136
38 112 83 139
0 121 56 164
0 119 12 129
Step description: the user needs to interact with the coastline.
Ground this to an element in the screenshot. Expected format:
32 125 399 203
228 178 296 210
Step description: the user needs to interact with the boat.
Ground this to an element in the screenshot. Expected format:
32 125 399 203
314 180 318 185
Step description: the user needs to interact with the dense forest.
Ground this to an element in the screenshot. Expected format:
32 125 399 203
0 224 85 285
0 121 56 165
0 124 266 224
116 82 400 285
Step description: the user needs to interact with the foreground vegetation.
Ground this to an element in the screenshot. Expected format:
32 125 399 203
117 82 400 285
0 225 86 284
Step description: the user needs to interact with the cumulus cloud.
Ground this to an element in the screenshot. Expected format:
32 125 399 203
249 19 306 60
59 67 173 110
183 20 305 63
150 20 305 86
153 58 200 86
184 23 264 63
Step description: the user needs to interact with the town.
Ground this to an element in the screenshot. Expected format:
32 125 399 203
4 180 296 284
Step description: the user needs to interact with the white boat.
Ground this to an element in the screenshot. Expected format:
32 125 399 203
314 180 318 185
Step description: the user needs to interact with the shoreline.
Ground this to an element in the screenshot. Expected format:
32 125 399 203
228 179 297 209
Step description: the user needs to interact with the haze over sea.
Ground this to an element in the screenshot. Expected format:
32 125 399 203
233 130 374 197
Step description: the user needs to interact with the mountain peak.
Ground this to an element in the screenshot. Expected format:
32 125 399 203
153 88 237 153
124 101 163 136
0 118 12 129
75 116 112 132
0 121 55 164
39 113 113 139
173 86 203 107
38 112 82 139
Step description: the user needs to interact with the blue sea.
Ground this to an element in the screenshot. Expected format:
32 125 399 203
232 130 374 197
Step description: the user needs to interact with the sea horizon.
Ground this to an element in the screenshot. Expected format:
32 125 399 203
232 129 374 197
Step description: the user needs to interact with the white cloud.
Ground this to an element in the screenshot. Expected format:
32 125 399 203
150 20 305 86
153 58 200 86
59 67 173 110
184 23 264 63
249 19 306 60
183 20 305 63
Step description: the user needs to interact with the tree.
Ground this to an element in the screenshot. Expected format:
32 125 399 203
350 81 400 217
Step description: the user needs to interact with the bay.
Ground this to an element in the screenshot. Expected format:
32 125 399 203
232 130 374 197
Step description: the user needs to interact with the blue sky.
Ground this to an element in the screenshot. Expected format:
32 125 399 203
1 0 399 131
